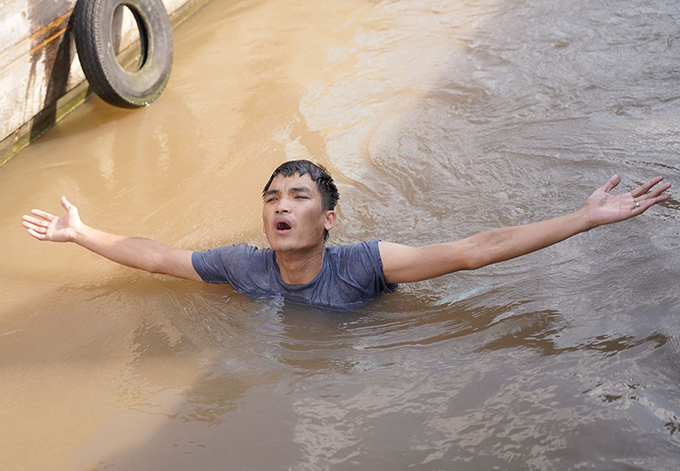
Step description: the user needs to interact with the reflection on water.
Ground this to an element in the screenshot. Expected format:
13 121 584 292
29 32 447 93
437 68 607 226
1 0 679 469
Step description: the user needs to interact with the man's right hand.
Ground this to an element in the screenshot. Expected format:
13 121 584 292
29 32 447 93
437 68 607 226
22 197 202 281
22 196 82 243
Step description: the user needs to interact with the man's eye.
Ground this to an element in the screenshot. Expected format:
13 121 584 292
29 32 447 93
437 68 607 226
295 195 308 199
266 197 277 203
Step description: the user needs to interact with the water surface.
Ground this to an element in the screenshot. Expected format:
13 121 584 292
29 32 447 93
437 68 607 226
1 0 679 469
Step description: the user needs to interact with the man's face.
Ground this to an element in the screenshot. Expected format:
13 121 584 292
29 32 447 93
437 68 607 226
262 173 336 253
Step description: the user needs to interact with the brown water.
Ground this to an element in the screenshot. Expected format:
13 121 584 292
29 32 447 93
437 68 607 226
1 0 680 469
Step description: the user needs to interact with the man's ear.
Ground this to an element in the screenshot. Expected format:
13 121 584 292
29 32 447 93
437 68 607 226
324 210 337 231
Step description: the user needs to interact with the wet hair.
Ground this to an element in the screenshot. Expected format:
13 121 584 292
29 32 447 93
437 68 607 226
262 160 339 242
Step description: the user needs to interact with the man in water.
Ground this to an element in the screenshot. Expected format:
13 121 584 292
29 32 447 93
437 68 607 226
22 160 671 310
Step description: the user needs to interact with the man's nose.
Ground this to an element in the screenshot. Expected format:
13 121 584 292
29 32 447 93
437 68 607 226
275 196 291 213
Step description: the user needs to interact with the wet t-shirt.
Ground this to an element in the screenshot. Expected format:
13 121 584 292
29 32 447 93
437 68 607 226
191 240 397 310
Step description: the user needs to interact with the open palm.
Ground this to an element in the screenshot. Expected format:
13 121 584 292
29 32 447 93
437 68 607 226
585 175 671 227
22 196 82 242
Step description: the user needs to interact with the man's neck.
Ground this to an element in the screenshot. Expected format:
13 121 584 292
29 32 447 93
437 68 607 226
275 244 326 285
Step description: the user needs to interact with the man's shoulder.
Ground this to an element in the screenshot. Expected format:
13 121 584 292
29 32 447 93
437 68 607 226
192 242 275 285
326 240 382 264
196 242 272 255
193 243 274 269
323 240 397 298
327 239 379 253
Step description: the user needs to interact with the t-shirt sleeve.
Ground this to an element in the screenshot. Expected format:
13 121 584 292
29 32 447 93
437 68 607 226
191 244 273 296
191 246 232 283
344 240 398 295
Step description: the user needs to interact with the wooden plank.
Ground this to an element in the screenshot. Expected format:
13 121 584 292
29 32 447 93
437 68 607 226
0 0 213 167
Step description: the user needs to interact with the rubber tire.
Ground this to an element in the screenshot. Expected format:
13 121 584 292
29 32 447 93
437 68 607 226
73 0 173 108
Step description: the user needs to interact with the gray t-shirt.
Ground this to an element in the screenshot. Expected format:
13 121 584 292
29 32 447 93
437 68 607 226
191 240 397 310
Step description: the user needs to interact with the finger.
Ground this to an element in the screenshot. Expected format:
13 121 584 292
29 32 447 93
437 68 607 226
635 193 671 213
22 215 49 227
649 193 671 205
61 196 72 211
30 209 55 221
22 220 46 233
603 175 621 193
631 176 664 198
638 182 671 201
27 228 46 240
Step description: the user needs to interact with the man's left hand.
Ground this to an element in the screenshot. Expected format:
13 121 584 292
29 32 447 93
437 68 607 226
584 175 671 228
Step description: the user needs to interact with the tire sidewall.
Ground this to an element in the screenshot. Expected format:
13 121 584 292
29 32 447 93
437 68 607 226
75 0 173 107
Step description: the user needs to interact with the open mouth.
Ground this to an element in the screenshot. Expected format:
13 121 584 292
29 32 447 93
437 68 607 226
276 221 292 231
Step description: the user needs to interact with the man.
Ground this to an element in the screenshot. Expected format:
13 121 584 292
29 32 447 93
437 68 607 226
22 160 671 310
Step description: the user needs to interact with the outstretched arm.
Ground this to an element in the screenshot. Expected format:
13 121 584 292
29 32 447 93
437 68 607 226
22 197 202 281
380 175 671 284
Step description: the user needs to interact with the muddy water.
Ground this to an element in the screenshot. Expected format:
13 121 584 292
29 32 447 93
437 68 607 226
1 0 680 469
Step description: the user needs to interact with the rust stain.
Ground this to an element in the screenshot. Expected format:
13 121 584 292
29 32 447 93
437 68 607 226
30 30 66 55
29 10 73 56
